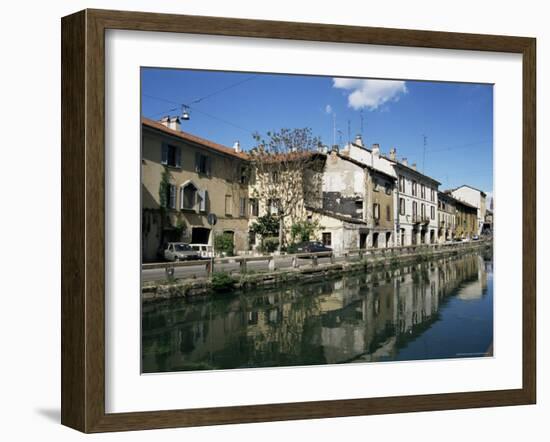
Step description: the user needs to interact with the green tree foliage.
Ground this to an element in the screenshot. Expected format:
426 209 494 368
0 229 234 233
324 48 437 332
214 233 235 256
290 219 321 243
249 214 280 237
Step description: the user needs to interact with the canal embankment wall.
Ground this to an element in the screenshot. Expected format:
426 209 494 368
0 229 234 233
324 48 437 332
142 241 492 303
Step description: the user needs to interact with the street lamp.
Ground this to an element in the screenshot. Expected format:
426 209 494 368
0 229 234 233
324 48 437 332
181 105 190 121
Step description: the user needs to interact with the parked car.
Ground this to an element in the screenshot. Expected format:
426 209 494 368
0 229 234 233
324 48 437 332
163 242 200 262
190 243 214 259
294 241 332 254
472 235 480 241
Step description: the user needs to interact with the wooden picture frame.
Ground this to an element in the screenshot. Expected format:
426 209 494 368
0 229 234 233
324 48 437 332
61 9 536 433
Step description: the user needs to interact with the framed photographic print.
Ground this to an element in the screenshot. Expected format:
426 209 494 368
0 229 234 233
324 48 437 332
61 9 536 433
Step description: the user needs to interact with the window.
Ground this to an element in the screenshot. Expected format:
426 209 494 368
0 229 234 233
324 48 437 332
181 183 197 210
268 198 280 215
373 180 380 192
240 166 249 184
194 152 211 176
322 232 332 246
239 197 247 217
399 176 405 193
271 171 279 183
421 184 425 199
225 195 232 216
431 189 435 202
385 183 392 195
355 200 363 216
421 203 426 219
249 198 259 217
161 143 181 168
373 203 380 220
412 181 418 196
399 198 405 215
386 205 391 221
431 206 435 220
412 201 418 218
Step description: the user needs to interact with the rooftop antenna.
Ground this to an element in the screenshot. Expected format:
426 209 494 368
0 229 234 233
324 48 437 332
347 119 351 145
422 134 428 173
332 112 336 147
360 110 364 140
337 129 343 146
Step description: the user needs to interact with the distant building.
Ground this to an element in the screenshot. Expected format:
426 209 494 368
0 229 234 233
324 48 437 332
454 198 478 240
437 191 457 242
450 185 487 235
391 154 440 246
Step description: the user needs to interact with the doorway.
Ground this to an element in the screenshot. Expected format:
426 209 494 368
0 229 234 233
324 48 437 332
372 232 379 248
191 227 211 244
360 233 368 249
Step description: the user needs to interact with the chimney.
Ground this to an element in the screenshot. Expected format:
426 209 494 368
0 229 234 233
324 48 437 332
372 143 380 158
354 134 363 147
160 116 181 132
233 141 241 153
402 157 408 166
331 144 339 153
389 147 397 161
411 163 417 171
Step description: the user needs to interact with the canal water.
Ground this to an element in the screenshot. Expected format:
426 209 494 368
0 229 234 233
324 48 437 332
142 251 493 373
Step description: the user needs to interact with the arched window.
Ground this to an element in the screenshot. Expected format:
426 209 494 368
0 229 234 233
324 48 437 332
181 181 198 210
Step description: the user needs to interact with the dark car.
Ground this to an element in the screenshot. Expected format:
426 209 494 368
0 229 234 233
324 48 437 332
295 241 332 253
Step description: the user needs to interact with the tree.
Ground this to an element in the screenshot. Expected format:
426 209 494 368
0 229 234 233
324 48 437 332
250 214 280 252
290 219 322 243
250 128 325 251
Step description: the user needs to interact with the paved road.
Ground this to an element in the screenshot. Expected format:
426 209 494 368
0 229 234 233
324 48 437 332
141 256 342 282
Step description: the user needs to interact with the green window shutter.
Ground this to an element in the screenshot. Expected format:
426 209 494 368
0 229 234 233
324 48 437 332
161 143 168 165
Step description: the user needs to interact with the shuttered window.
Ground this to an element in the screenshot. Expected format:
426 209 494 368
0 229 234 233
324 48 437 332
373 203 380 220
197 189 207 212
161 143 181 168
195 153 212 176
239 198 247 217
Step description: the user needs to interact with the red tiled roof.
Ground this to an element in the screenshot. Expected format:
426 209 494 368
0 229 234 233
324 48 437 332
142 117 249 160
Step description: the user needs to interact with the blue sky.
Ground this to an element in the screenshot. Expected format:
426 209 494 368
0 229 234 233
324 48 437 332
141 68 493 195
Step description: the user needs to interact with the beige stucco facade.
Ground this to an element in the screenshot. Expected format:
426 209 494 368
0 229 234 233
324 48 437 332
141 119 250 261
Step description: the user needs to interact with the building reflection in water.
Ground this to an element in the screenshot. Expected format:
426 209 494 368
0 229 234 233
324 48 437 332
142 252 493 373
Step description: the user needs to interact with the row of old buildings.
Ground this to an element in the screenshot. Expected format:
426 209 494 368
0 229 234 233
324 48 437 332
141 116 491 261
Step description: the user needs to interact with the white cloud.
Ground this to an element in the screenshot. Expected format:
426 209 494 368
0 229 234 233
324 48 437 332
332 78 407 110
325 104 332 114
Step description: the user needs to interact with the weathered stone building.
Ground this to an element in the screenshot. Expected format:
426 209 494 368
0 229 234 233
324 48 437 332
306 147 396 253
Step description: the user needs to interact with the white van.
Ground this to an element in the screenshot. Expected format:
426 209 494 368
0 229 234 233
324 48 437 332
190 244 214 259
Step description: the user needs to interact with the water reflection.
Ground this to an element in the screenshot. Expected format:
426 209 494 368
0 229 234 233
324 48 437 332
142 252 493 373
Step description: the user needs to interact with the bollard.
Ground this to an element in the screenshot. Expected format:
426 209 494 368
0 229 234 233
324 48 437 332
206 259 213 275
312 255 318 266
292 256 298 268
330 253 335 264
268 257 276 272
165 265 175 279
240 258 247 274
